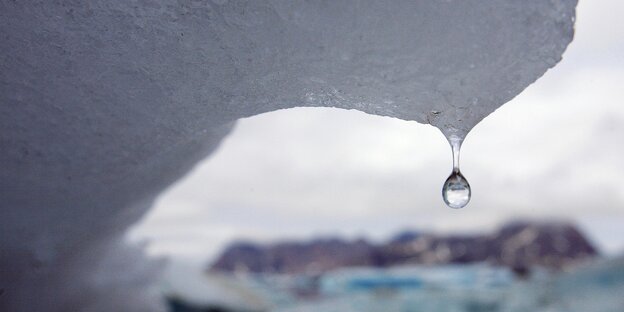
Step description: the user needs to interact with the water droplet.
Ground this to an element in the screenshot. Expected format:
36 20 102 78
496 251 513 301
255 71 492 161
442 135 471 209
443 171 471 209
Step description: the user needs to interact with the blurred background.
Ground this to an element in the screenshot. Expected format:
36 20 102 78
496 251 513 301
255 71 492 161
127 1 624 311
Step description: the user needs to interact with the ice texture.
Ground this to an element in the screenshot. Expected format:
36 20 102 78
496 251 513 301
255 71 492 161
0 1 576 311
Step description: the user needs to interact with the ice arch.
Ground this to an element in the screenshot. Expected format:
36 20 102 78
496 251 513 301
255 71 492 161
0 1 576 311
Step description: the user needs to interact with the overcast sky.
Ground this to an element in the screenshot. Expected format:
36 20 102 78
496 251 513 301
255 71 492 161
128 0 624 264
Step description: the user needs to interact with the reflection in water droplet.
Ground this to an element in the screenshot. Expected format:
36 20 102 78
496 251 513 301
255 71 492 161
442 135 471 209
443 171 471 209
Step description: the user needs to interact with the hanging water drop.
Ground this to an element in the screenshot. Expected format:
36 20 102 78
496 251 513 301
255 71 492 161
443 171 470 209
442 135 471 209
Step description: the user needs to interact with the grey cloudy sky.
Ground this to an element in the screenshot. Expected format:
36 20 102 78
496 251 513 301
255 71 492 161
128 0 624 264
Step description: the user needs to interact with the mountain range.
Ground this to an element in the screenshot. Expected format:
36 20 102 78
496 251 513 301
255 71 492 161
210 221 597 275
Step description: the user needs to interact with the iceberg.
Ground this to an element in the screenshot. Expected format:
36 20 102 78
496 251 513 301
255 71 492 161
235 260 624 312
0 1 576 311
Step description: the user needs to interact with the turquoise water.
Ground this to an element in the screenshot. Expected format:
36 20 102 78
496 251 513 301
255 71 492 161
241 259 624 312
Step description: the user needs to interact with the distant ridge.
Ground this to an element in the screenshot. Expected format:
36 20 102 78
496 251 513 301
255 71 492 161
210 221 597 275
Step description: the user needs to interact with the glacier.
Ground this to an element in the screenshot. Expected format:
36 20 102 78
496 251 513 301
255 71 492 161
0 1 576 311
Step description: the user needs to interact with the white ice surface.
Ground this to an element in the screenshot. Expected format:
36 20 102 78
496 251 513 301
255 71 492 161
0 1 576 311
